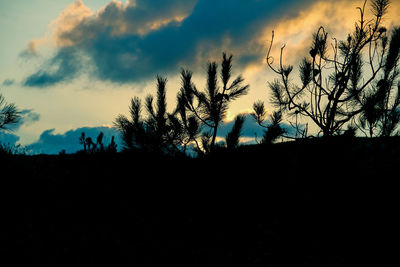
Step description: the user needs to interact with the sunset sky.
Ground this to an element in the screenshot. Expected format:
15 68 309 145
1 0 399 154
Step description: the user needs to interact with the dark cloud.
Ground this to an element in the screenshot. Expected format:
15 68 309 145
24 47 82 87
0 131 20 147
27 126 121 154
8 109 41 131
23 0 315 88
2 79 15 86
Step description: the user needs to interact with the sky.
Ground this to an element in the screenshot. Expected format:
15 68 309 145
1 0 400 154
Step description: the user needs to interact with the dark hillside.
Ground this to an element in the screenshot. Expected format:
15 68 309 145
1 138 399 266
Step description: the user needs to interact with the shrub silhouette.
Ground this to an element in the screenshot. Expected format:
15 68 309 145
262 0 396 137
78 131 117 154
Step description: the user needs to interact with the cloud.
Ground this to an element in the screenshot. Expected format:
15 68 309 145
259 0 400 66
23 0 317 88
23 46 83 87
16 109 41 128
26 126 121 154
55 0 195 46
2 79 15 86
51 0 94 47
19 40 41 58
0 131 20 147
23 0 400 88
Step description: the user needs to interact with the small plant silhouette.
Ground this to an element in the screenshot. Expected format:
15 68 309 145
78 131 117 154
79 132 87 152
96 132 104 152
225 114 246 149
106 136 117 153
85 137 95 153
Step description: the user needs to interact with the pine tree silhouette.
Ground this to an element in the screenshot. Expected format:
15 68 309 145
178 53 249 152
252 101 286 144
358 26 400 136
114 97 145 151
225 114 246 149
262 0 395 137
114 76 183 154
0 93 20 131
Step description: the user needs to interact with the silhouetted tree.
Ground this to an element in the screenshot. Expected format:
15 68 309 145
174 70 202 153
357 26 400 136
114 97 145 150
179 53 249 152
0 93 20 131
144 76 173 152
263 0 393 137
114 76 182 153
225 114 246 149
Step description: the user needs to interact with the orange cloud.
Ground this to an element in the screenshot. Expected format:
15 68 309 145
258 0 400 66
51 0 94 47
20 39 42 57
49 0 194 47
22 0 194 50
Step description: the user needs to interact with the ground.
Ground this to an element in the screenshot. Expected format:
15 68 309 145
1 137 399 266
